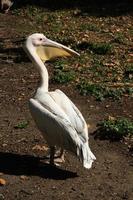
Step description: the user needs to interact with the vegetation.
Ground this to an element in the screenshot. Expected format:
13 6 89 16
96 118 133 141
113 32 127 44
52 60 76 83
77 80 133 101
3 4 133 102
53 69 75 83
123 64 133 82
14 121 29 129
77 42 112 54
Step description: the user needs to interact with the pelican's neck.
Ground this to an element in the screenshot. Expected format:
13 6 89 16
26 44 48 92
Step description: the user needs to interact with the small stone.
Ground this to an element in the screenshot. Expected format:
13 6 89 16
32 145 48 151
105 105 110 108
0 193 4 199
20 175 29 180
87 123 90 128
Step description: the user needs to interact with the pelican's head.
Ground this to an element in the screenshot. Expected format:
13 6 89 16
25 33 79 62
26 33 47 47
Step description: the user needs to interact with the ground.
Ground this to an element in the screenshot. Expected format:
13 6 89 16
0 1 133 200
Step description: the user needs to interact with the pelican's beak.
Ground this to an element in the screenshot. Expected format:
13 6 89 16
36 38 80 62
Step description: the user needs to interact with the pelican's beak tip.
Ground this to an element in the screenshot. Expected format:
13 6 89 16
76 52 80 56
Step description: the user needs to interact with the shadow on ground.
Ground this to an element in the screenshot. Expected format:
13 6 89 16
13 0 133 16
0 38 29 63
0 152 78 180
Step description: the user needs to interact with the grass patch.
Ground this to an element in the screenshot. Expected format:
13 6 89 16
5 3 133 102
77 80 133 100
129 28 133 35
123 64 133 81
80 23 99 32
96 118 133 141
53 69 75 83
52 60 76 83
77 42 112 54
77 81 105 101
14 121 29 129
113 32 126 44
89 43 112 54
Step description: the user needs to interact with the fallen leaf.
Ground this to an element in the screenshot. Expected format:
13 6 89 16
127 59 133 63
105 105 110 108
20 175 29 180
0 178 6 186
108 116 116 121
87 123 90 128
128 54 133 57
32 145 48 151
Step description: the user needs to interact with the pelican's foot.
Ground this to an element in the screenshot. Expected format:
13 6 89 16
40 157 64 167
40 148 65 166
54 157 65 164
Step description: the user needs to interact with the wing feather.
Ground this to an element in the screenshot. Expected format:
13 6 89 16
35 90 88 142
50 89 88 141
29 98 81 154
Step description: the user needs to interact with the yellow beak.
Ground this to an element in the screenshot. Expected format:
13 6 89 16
36 38 79 62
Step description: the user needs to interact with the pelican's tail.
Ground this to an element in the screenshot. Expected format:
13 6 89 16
78 142 96 169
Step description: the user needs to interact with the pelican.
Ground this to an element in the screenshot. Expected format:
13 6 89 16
24 33 96 169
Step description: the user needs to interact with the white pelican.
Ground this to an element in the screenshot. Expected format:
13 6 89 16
24 33 96 169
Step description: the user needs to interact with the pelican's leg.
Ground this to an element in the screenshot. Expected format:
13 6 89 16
54 148 65 164
42 148 65 165
50 146 55 165
5 8 10 13
59 148 65 162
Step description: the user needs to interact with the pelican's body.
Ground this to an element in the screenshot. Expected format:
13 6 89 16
25 33 96 169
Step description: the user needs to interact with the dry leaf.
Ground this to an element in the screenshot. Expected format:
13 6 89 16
105 105 110 108
128 54 133 57
32 145 48 151
20 175 28 180
127 59 133 63
87 123 90 128
0 178 6 186
108 116 116 121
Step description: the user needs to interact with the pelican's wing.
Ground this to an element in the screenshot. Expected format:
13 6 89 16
49 89 88 142
30 93 96 168
29 96 81 154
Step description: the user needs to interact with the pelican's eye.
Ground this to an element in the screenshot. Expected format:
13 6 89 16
39 38 43 41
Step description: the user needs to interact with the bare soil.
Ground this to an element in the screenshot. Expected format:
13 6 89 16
0 5 133 200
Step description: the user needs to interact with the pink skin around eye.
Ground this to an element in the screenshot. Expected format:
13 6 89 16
32 38 42 46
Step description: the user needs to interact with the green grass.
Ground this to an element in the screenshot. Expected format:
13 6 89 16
6 4 133 102
123 64 133 81
52 60 76 83
77 80 133 101
77 42 112 54
113 32 126 44
53 69 75 83
97 118 133 140
77 81 105 100
129 28 133 35
14 121 29 129
80 23 100 32
90 43 112 54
